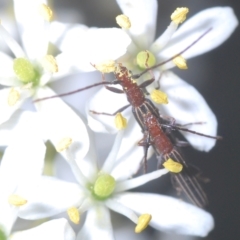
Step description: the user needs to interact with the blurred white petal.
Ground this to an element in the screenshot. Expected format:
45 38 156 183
160 71 217 151
11 218 76 240
0 111 42 146
160 7 238 61
114 192 214 237
18 176 83 219
77 206 114 240
54 26 131 71
0 132 45 196
34 87 90 160
116 0 157 49
87 87 130 133
13 0 49 58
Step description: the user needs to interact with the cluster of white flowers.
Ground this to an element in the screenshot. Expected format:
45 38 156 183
0 0 238 239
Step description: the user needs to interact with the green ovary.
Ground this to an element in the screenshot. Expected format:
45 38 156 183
136 50 156 69
13 58 39 85
93 174 116 200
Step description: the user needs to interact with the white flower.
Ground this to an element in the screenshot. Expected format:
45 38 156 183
51 1 238 152
0 0 89 158
0 133 75 240
17 126 214 239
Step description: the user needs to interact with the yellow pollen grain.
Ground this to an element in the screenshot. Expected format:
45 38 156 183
151 89 168 104
116 14 131 29
8 88 20 106
38 4 53 21
67 207 80 224
171 7 189 24
135 214 152 233
95 60 116 73
42 55 58 73
56 137 73 152
115 113 127 130
8 195 27 206
163 159 183 173
173 55 188 69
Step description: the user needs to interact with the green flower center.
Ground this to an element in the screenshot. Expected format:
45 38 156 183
136 50 156 70
0 228 7 240
13 58 40 85
92 174 116 200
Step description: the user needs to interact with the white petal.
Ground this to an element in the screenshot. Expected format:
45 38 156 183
160 71 218 151
11 218 76 240
74 129 99 183
18 176 83 219
0 52 19 86
0 132 45 196
114 192 214 237
53 25 131 71
87 87 130 133
160 7 238 61
34 87 90 161
0 111 42 146
51 53 79 81
0 202 18 236
49 21 89 52
13 0 49 58
0 23 25 58
0 87 29 125
77 206 114 240
111 117 146 181
115 168 168 192
116 0 157 49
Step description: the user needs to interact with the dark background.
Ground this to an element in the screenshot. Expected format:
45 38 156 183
51 0 240 239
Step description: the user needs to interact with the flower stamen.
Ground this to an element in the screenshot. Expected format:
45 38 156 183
56 137 73 152
8 88 20 106
151 89 168 104
94 60 116 73
67 207 80 224
38 4 53 21
171 7 189 24
135 214 152 233
173 55 188 69
116 14 131 29
163 159 183 173
41 55 58 73
8 194 27 206
115 113 127 130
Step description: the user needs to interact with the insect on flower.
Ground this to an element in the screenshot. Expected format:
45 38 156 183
34 29 222 207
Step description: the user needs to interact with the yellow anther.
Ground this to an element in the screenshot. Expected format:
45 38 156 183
94 60 116 73
56 137 73 152
171 8 189 24
67 207 80 224
38 4 53 21
163 159 183 173
42 55 58 73
8 88 20 106
173 55 188 69
116 14 131 29
8 195 27 206
151 89 168 104
115 113 127 130
135 214 152 233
